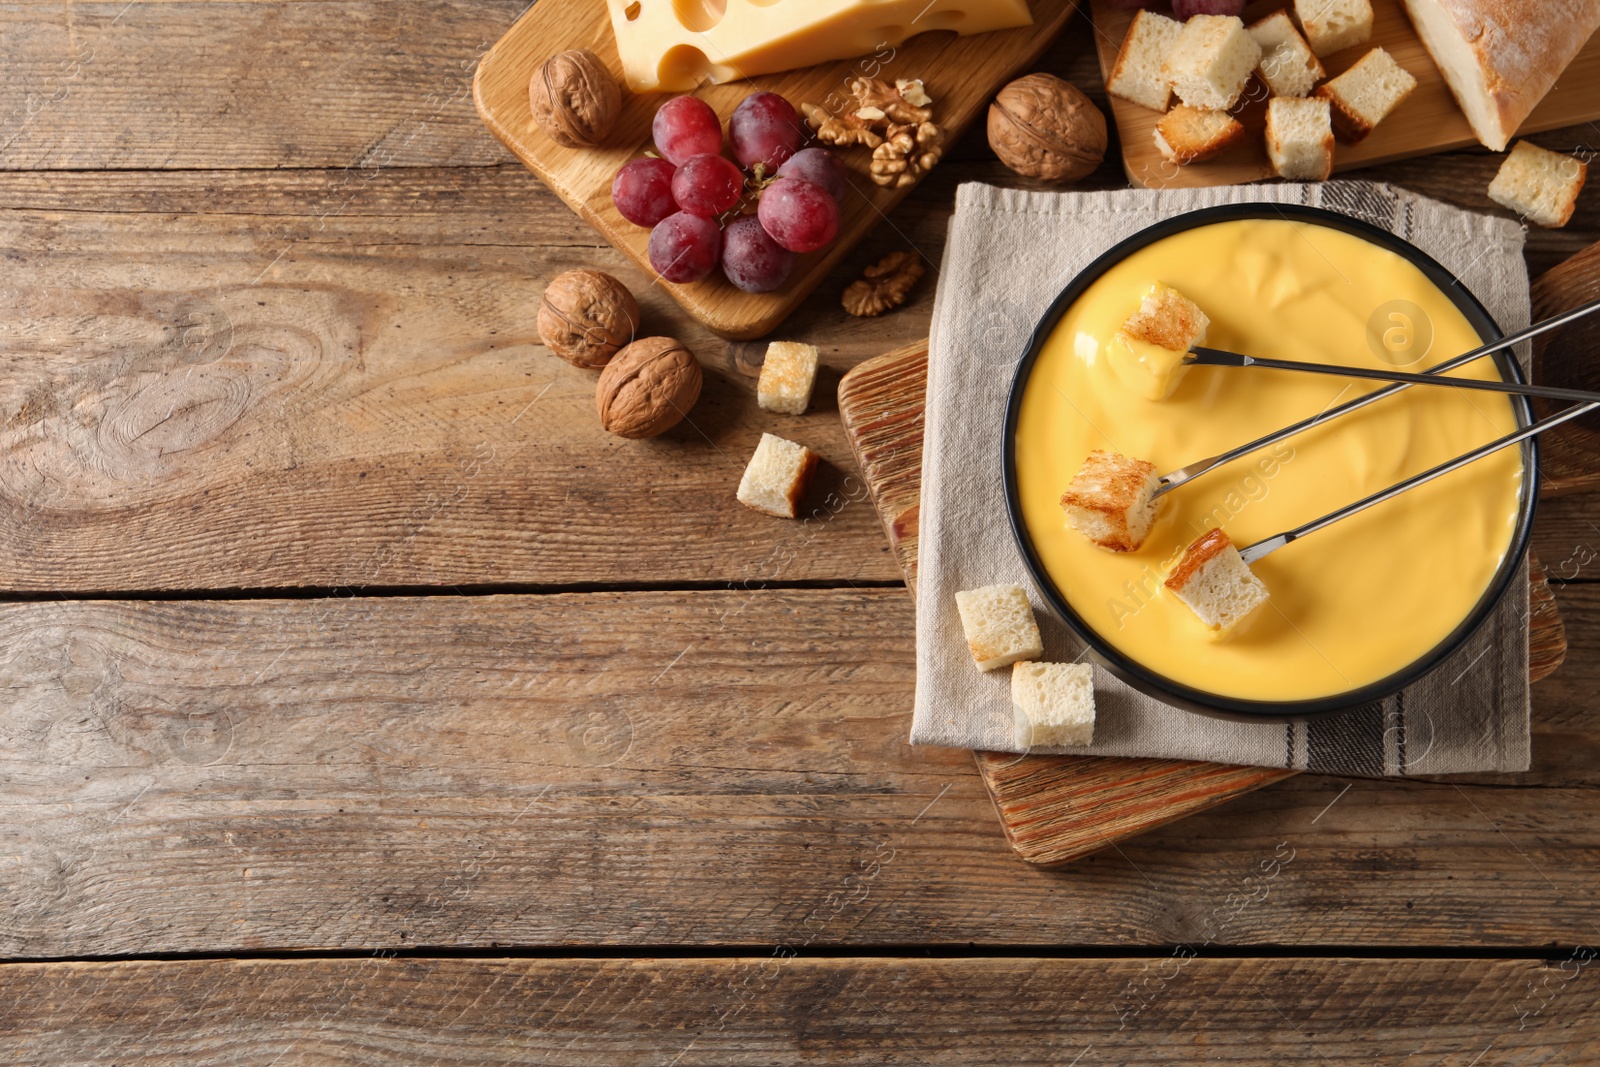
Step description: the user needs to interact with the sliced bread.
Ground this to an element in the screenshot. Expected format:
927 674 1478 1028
1012 661 1096 748
1294 0 1373 57
1162 15 1263 112
954 585 1044 672
736 433 818 518
1155 105 1248 164
1107 9 1185 112
1488 140 1588 228
1266 96 1335 181
757 341 819 415
1060 450 1164 553
1164 527 1271 632
1315 46 1418 142
1248 9 1325 97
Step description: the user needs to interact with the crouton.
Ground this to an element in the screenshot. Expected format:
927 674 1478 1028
954 585 1044 672
1488 140 1588 228
737 433 818 518
1315 47 1418 142
1061 451 1163 553
1164 527 1270 632
1106 282 1210 401
1012 662 1096 748
1248 9 1325 97
1155 105 1247 165
1162 15 1263 112
757 341 819 415
1107 9 1185 112
1294 0 1373 57
1266 96 1335 181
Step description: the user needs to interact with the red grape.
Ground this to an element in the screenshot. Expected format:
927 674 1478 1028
1171 0 1244 15
776 147 847 202
612 157 680 228
671 153 746 218
757 178 839 253
721 215 796 293
652 96 723 166
729 92 802 172
648 211 722 283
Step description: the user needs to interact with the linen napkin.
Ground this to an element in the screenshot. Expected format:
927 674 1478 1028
912 181 1531 775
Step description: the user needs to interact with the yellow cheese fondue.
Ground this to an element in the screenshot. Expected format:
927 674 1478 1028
1013 219 1524 702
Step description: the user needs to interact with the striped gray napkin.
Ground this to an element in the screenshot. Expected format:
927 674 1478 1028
911 181 1531 775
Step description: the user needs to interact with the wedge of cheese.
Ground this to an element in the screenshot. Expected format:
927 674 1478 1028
605 0 1034 93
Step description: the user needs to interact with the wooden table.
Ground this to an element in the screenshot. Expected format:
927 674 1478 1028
4 5 1598 1062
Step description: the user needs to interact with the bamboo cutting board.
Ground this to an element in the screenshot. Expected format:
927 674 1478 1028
473 0 1079 340
838 340 1569 866
1090 0 1600 189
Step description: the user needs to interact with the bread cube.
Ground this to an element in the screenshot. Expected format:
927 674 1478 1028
1266 97 1335 181
1162 15 1262 112
757 341 819 415
1488 141 1588 229
1294 0 1372 57
1248 9 1325 97
954 584 1044 673
736 433 818 518
1012 661 1096 749
1155 106 1247 165
1164 527 1270 632
1124 282 1210 352
1060 451 1163 553
1107 9 1184 112
1315 47 1417 142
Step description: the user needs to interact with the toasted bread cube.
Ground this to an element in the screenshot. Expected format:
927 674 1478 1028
1164 528 1270 632
1155 106 1247 165
757 341 819 415
1315 47 1417 142
1061 451 1163 553
1294 0 1372 57
737 433 818 519
1162 15 1262 112
1248 9 1325 97
1108 9 1184 112
1012 662 1096 749
1488 141 1588 228
954 585 1044 672
1266 97 1335 181
1125 281 1210 352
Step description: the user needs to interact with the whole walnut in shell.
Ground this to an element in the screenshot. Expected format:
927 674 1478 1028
595 337 703 439
538 270 640 369
530 49 622 149
988 73 1107 182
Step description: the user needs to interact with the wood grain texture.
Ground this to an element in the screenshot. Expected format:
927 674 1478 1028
0 165 904 591
5 955 1600 1064
3 587 1597 958
473 0 1081 338
838 341 1568 865
1089 0 1600 189
1532 238 1600 497
0 1 520 171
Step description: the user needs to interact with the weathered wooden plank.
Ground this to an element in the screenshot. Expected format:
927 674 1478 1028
0 165 908 590
0 0 519 171
3 955 1598 1064
2 587 1596 957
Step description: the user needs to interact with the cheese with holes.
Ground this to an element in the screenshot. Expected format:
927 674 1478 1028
605 0 1034 93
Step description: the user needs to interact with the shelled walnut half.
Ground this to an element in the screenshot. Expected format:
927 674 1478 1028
843 251 925 317
803 78 945 188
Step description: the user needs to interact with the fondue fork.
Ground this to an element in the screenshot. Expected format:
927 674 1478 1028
1185 348 1600 404
1150 295 1600 501
1237 401 1596 564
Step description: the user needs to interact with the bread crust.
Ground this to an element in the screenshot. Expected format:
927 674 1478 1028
1164 527 1233 592
1403 0 1600 150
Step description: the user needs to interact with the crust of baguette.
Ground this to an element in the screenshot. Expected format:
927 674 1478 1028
1402 0 1600 151
1164 527 1233 592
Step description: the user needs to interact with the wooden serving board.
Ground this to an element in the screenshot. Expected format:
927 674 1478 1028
839 340 1569 866
1090 0 1600 189
473 0 1079 340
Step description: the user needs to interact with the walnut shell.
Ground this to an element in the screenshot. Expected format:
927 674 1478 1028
595 337 702 439
538 270 640 370
988 73 1107 183
530 49 622 149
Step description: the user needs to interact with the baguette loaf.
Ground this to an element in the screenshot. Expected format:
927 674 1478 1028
1402 0 1600 151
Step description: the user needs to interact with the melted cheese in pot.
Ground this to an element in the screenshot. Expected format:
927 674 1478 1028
1013 219 1524 702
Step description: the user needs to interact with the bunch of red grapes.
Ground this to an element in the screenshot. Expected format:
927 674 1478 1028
611 91 848 293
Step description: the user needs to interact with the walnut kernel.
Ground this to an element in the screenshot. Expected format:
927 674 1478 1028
538 269 639 370
529 49 622 149
843 252 925 317
595 337 703 439
988 73 1107 183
